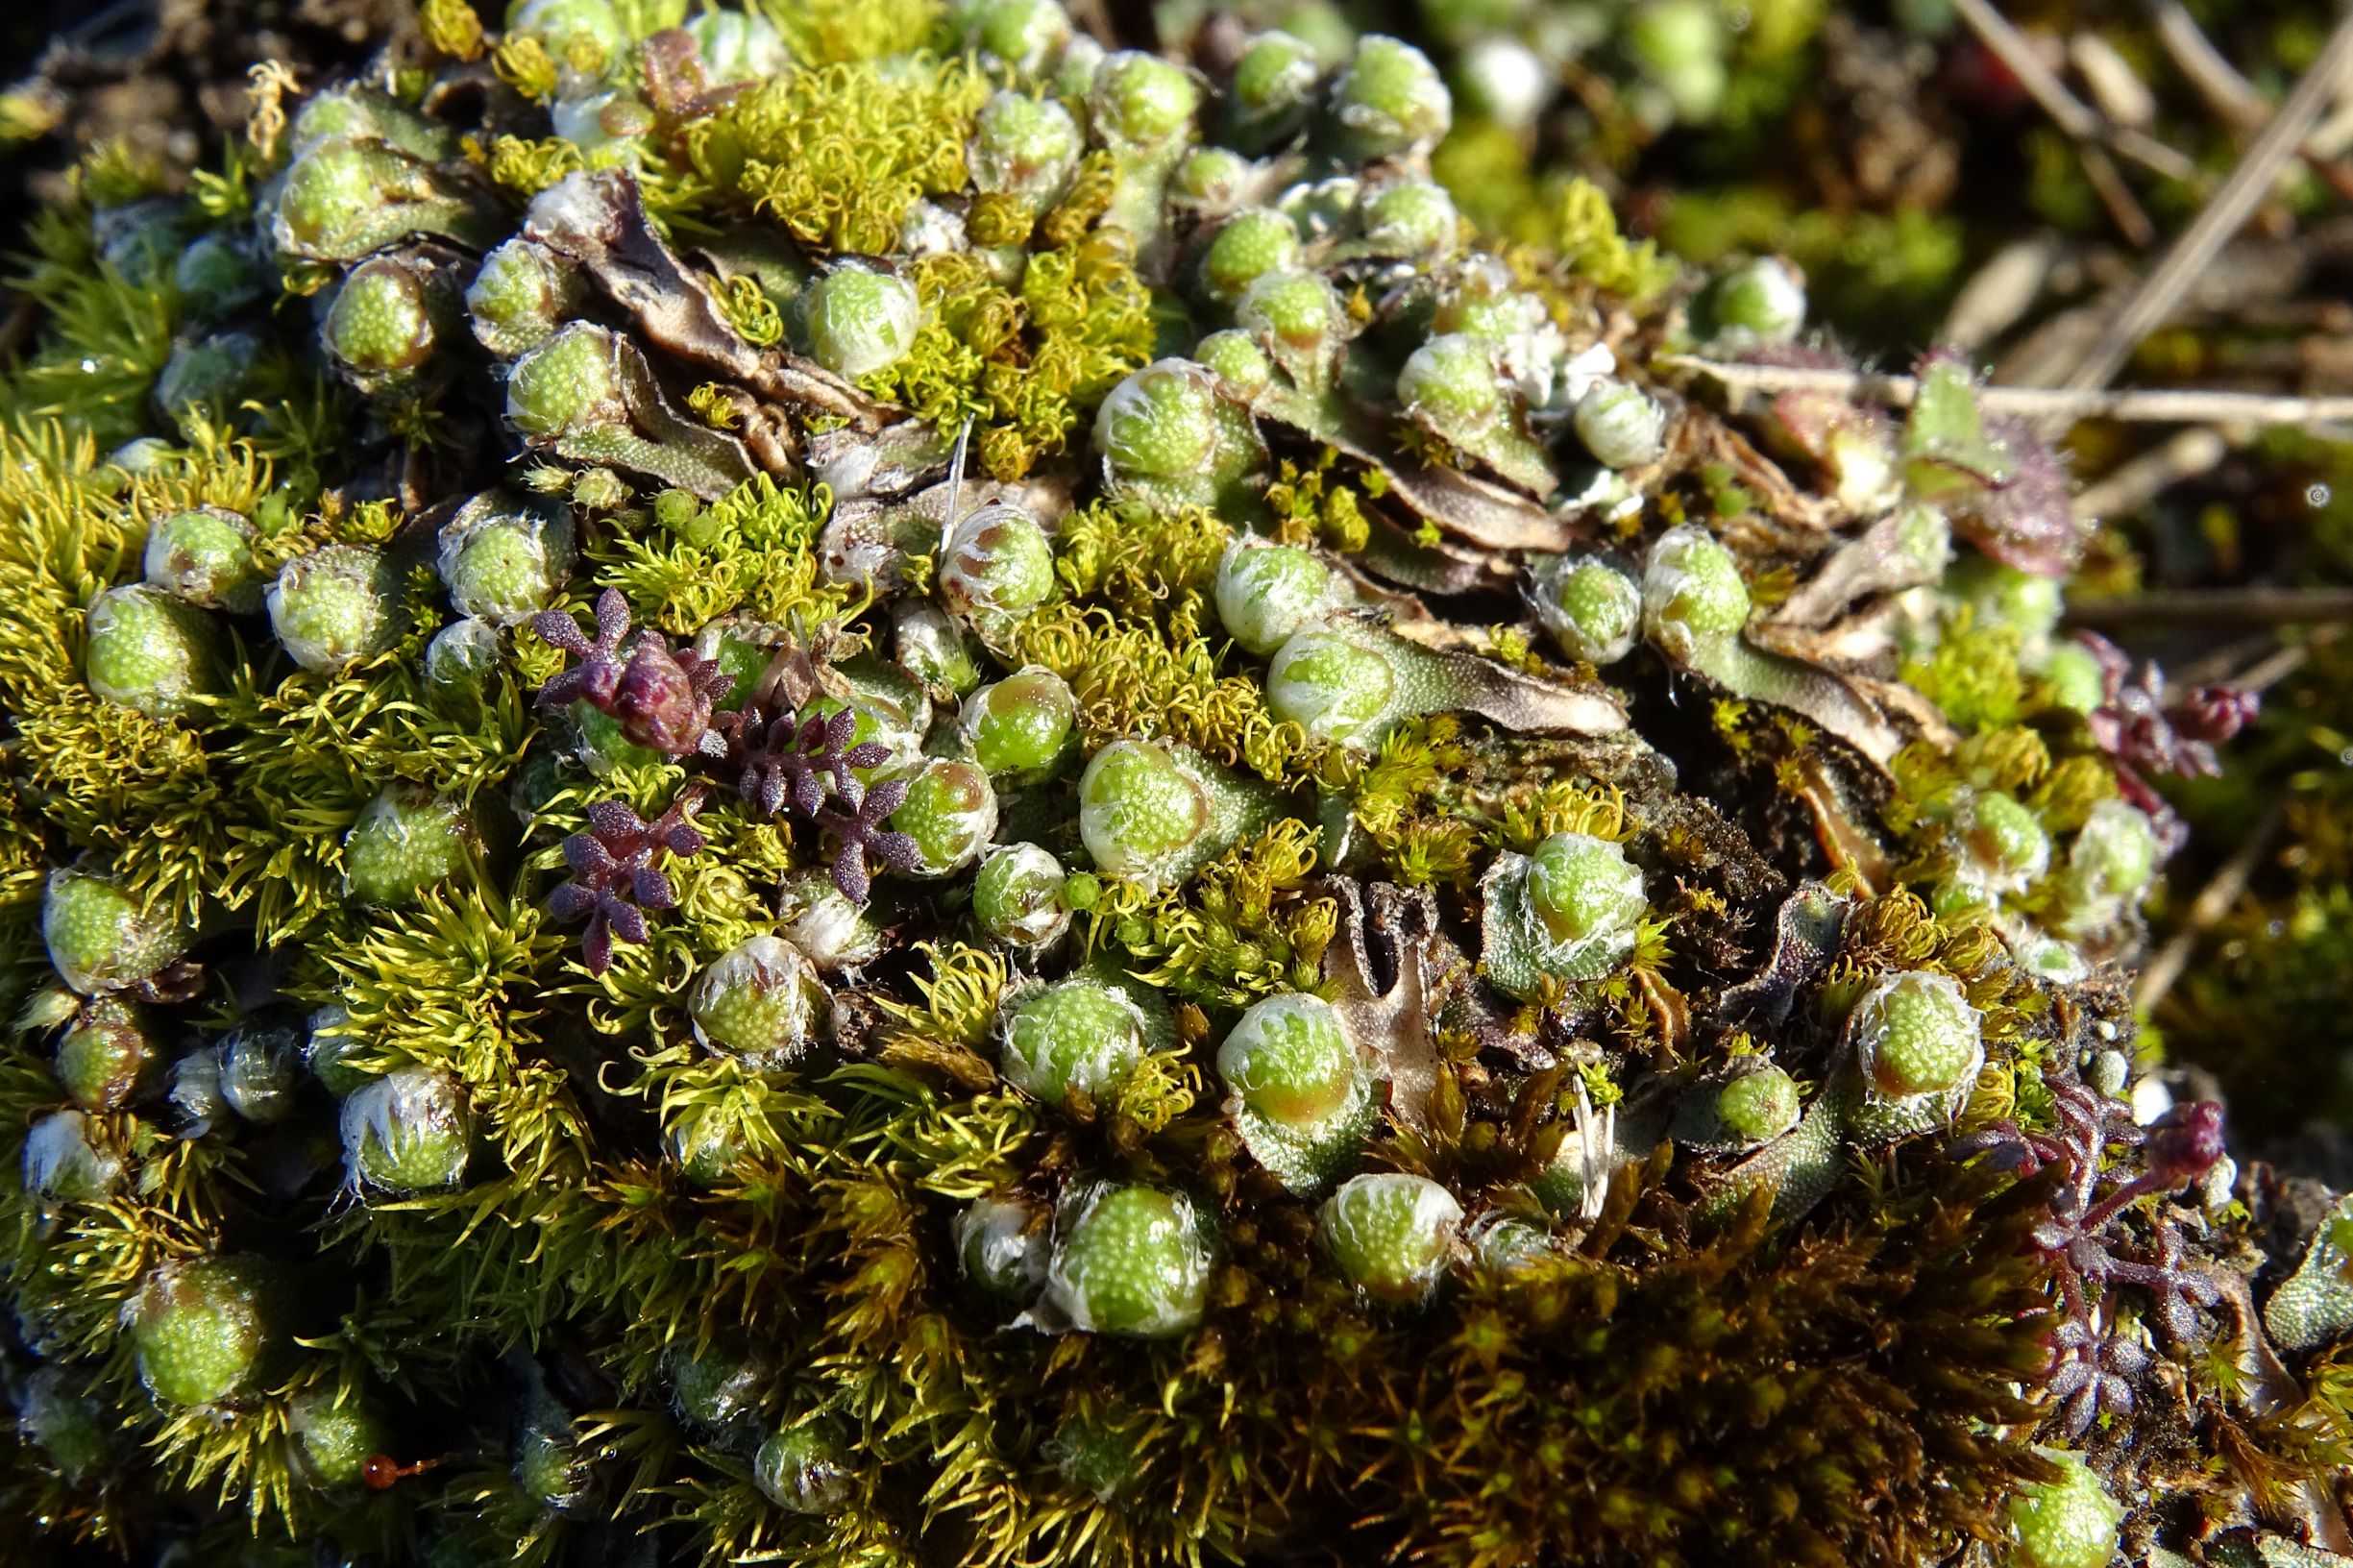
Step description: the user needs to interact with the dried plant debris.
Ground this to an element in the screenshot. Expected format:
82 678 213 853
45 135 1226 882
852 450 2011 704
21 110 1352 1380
0 4 2340 1568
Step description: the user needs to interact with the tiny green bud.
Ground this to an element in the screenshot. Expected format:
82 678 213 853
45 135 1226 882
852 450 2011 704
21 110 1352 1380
1532 555 1641 665
17 1369 109 1482
144 505 263 613
344 788 475 906
804 266 921 379
170 1047 229 1133
939 502 1056 619
998 977 1146 1108
1171 146 1251 207
1397 332 1505 440
504 320 630 441
891 757 1000 875
2005 1451 2124 1568
1237 268 1349 384
436 491 576 625
42 868 188 994
1358 180 1458 257
2043 642 2107 716
2055 800 2160 938
1852 969 1983 1109
1641 526 1750 657
127 1259 267 1408
468 237 585 358
962 666 1079 783
1042 1183 1211 1336
426 617 502 707
1573 380 1666 470
1218 993 1360 1128
1316 1171 1463 1306
85 584 212 719
1090 52 1199 149
515 1423 590 1511
1699 257 1806 350
1716 1065 1802 1142
1202 208 1301 303
270 140 418 260
1265 629 1396 745
1096 357 1222 488
1195 328 1274 397
753 1429 854 1514
322 255 453 391
973 844 1070 948
154 330 260 419
955 1192 1051 1297
1229 31 1320 146
55 997 157 1112
1965 792 2050 890
970 0 1070 74
22 1110 124 1202
1214 537 1332 656
778 871 887 972
289 1386 391 1490
269 544 399 674
1327 36 1451 159
667 1337 770 1431
1077 739 1213 885
1526 832 1648 946
689 935 827 1070
1481 834 1647 997
1470 1213 1558 1280
218 1020 305 1124
893 601 983 696
341 1066 473 1193
971 90 1083 199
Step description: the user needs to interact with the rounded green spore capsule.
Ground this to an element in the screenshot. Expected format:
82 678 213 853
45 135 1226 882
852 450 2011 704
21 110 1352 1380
289 1386 390 1489
940 502 1056 619
1316 1171 1463 1306
1238 268 1346 369
85 584 212 719
269 545 398 674
998 978 1146 1108
893 601 982 696
971 0 1069 74
18 1368 109 1482
1042 1183 1211 1337
436 492 576 625
891 758 999 875
128 1259 267 1408
1265 630 1395 745
1230 30 1318 137
1090 51 1199 148
55 996 156 1112
973 843 1070 948
1716 1065 1801 1142
955 1192 1050 1297
1397 332 1504 437
1076 740 1212 885
42 868 188 994
1641 526 1751 656
1196 329 1273 397
1574 380 1666 470
144 506 263 613
1172 146 1250 206
1852 969 1983 1104
1526 832 1648 946
272 139 409 258
425 617 502 708
1535 556 1641 666
689 935 827 1069
21 1110 124 1202
1359 180 1458 257
2004 1451 2123 1568
1699 256 1806 349
218 1020 305 1125
306 1007 374 1098
971 90 1082 198
1967 792 2050 888
804 266 920 380
322 257 445 386
962 667 1078 782
468 237 583 358
2043 642 2107 716
340 1066 473 1193
344 789 474 906
1215 538 1331 656
1095 359 1222 486
504 321 630 441
2061 799 2159 926
1216 993 1360 1128
667 1337 769 1431
753 1428 854 1514
1202 208 1300 302
1328 35 1450 159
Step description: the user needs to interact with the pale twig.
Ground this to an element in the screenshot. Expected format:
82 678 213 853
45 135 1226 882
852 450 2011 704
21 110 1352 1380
2133 802 2286 1016
2071 428 2229 520
2059 5 2353 396
1952 0 2197 183
2148 0 2353 201
1661 355 2353 425
2065 587 2353 627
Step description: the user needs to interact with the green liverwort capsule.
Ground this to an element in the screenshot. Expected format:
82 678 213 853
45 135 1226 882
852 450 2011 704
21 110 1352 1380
1573 380 1666 470
17 1368 109 1482
1216 992 1377 1195
939 502 1056 619
289 1385 392 1490
55 996 157 1112
84 584 212 719
341 1066 473 1193
2043 642 2107 717
1095 358 1222 495
426 617 503 711
971 90 1083 200
1715 1064 1802 1142
1851 969 1983 1116
1076 739 1213 886
1526 832 1649 947
997 978 1146 1108
667 1337 771 1433
504 320 631 442
322 254 453 393
269 545 399 674
962 667 1079 783
1265 630 1396 746
1214 537 1332 656
1641 525 1751 658
1201 208 1301 303
42 868 188 995
891 758 1000 876
682 8 787 84
437 491 576 625
1089 51 1199 150
2004 1451 2124 1568
145 505 264 613
1316 1172 1463 1306
218 1020 305 1125
343 788 475 906
127 1258 268 1408
778 871 886 972
1358 180 1458 258
1195 329 1273 399
803 266 921 380
1699 257 1806 350
1480 832 1648 998
1237 268 1349 387
468 238 585 358
1171 147 1250 208
1228 30 1319 148
1964 792 2050 892
753 1429 854 1514
2056 799 2160 938
893 601 982 696
1042 1183 1211 1337
955 1192 1051 1298
973 844 1070 948
969 0 1071 76
1327 36 1451 160
1532 556 1641 666
21 1111 124 1203
1397 332 1505 444
173 230 263 320
689 936 827 1070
